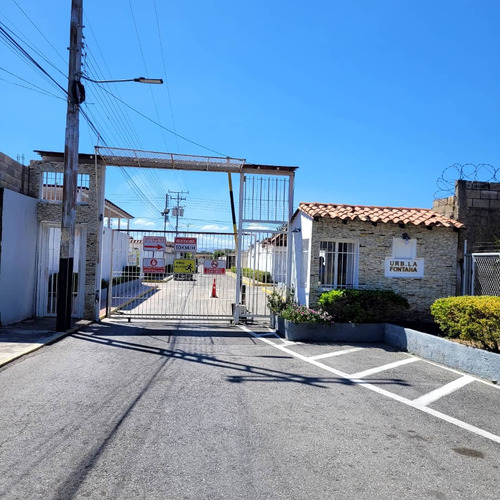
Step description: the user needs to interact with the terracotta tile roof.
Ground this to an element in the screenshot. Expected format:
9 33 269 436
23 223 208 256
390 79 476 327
298 202 464 229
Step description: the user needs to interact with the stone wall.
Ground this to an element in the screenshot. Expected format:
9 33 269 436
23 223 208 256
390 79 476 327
0 153 29 195
308 219 458 321
433 180 500 252
29 159 105 320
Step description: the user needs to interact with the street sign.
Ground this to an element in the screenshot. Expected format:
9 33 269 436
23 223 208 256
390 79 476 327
174 237 197 253
143 236 167 252
203 259 226 274
174 259 196 274
143 258 165 273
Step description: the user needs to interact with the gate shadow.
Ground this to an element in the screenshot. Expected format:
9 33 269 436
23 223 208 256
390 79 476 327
71 327 411 389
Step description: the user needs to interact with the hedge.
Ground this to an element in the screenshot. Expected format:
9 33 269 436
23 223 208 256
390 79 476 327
318 289 409 323
430 296 500 352
230 267 273 284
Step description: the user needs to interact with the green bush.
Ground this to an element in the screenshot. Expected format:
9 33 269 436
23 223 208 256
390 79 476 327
318 289 409 323
430 296 500 352
230 267 273 284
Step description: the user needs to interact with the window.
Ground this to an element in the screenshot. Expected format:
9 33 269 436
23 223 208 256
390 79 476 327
319 240 358 289
41 171 63 201
41 171 90 203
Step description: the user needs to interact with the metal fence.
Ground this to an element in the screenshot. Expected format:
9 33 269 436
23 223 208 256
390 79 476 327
463 253 500 296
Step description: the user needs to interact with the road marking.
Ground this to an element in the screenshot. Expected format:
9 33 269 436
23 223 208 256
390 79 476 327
238 325 500 445
412 375 475 407
309 347 364 361
349 357 420 379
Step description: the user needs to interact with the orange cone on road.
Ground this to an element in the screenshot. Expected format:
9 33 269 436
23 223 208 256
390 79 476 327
211 278 217 298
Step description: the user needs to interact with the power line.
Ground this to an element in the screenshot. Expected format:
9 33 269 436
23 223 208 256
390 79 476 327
11 0 67 65
153 0 179 152
0 22 67 96
0 66 65 100
97 84 228 156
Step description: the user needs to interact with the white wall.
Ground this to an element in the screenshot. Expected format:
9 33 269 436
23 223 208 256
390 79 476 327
101 228 131 281
291 213 313 306
0 189 38 325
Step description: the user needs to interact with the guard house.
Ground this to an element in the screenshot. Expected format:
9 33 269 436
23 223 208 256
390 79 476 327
289 202 464 320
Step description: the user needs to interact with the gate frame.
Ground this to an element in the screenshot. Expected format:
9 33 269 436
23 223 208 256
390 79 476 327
95 147 297 323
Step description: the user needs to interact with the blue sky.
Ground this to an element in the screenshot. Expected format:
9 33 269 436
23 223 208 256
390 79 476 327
1 0 499 231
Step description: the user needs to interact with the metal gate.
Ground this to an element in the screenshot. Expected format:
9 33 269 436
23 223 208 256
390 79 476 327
107 227 288 321
108 230 239 320
463 253 500 296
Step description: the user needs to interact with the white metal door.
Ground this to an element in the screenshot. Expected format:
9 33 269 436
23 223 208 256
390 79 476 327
37 223 86 317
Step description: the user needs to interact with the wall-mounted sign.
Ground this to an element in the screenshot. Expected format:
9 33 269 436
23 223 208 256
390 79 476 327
174 259 196 274
174 237 197 253
385 258 424 278
143 257 165 273
203 259 226 274
143 236 167 252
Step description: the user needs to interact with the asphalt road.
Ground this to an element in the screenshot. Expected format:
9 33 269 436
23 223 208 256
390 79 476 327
0 320 498 499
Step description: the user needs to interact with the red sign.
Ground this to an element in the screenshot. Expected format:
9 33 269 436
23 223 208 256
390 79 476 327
143 257 165 273
203 259 226 274
143 236 167 252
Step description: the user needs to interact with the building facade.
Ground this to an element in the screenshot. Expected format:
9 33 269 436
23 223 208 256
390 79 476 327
290 203 463 321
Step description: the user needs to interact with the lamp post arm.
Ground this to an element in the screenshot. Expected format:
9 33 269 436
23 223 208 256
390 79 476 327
81 75 163 84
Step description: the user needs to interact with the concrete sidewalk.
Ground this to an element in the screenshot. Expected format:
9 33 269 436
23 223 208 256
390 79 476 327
0 317 92 368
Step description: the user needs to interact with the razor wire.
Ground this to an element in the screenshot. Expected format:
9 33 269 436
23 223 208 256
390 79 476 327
434 163 499 200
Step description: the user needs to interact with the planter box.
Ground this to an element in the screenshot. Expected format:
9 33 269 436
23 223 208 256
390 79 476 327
385 324 500 383
279 319 385 342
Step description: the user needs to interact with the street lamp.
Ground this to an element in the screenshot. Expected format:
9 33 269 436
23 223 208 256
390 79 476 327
82 76 163 85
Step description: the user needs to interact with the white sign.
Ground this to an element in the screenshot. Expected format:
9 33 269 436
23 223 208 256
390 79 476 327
203 259 226 274
128 253 137 264
143 236 167 252
174 237 197 253
143 258 165 273
385 258 424 278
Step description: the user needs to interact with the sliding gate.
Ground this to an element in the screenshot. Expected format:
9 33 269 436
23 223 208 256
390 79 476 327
108 230 236 320
108 226 288 322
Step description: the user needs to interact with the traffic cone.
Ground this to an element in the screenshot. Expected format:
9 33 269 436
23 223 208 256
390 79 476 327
211 278 217 298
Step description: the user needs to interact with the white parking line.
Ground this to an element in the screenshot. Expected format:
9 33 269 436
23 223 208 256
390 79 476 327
239 325 500 445
349 357 420 379
412 375 475 407
309 347 364 361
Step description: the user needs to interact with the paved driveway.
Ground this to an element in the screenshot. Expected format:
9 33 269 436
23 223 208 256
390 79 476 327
0 320 498 499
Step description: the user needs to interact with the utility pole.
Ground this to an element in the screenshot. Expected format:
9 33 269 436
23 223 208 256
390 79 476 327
168 190 188 236
57 0 84 331
161 193 170 232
